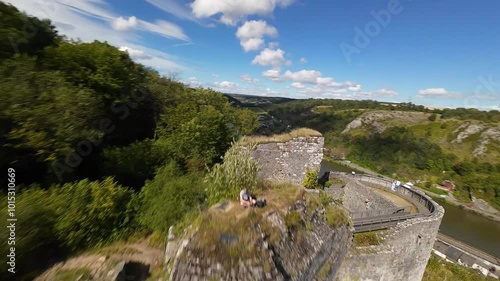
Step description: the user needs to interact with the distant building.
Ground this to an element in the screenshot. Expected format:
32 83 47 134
437 180 456 192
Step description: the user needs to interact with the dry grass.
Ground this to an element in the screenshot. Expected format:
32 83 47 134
353 231 380 247
325 205 350 228
240 128 322 145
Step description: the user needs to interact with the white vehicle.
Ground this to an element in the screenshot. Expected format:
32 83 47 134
403 182 413 189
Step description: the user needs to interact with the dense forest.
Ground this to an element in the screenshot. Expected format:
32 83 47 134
0 3 259 280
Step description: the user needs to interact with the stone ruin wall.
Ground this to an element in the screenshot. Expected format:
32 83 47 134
251 136 324 185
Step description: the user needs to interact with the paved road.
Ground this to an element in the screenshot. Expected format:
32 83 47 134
436 233 500 266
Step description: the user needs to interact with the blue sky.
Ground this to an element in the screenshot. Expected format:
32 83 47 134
6 0 500 110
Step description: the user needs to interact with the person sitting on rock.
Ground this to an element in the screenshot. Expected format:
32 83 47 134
240 188 256 208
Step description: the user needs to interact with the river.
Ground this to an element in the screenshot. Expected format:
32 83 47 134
320 160 500 258
319 160 365 175
439 201 500 257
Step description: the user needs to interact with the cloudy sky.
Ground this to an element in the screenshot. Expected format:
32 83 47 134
6 0 500 109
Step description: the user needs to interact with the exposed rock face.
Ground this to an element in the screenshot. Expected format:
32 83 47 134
473 127 500 157
451 122 500 157
251 136 324 185
168 200 352 281
452 123 486 144
341 111 429 134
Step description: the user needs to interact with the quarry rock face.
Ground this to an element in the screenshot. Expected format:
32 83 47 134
251 136 324 185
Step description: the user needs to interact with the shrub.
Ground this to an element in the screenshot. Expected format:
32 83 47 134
284 210 303 230
303 169 319 189
0 187 60 281
137 162 205 234
51 178 136 250
205 141 259 205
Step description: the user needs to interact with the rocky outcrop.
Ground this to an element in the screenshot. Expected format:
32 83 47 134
251 136 324 185
168 200 352 281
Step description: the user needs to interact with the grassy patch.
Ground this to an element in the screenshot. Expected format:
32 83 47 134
423 256 496 281
240 128 322 145
92 244 141 256
285 210 303 230
330 177 346 187
325 205 349 228
353 231 380 247
305 190 332 212
54 268 93 281
186 183 302 268
315 261 331 281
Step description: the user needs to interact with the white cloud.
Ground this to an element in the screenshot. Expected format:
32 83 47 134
283 70 321 84
348 84 362 92
111 16 137 31
268 42 279 49
212 73 220 78
418 88 462 98
364 89 399 98
5 0 188 74
240 74 259 83
138 19 190 41
262 69 283 81
145 0 199 22
236 20 277 52
119 46 152 60
191 0 295 25
252 48 290 67
184 77 203 87
300 57 307 64
214 81 239 89
291 82 305 89
316 77 333 85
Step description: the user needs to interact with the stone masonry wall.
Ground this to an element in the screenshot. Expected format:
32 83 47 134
251 136 324 185
335 187 445 281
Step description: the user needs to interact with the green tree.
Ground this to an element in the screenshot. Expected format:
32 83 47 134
156 88 237 166
1 56 102 163
0 2 59 60
101 139 163 189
